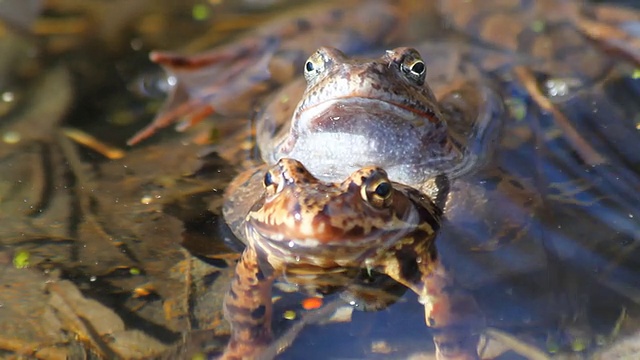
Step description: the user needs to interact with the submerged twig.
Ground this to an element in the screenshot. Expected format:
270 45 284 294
513 66 606 166
485 327 550 360
62 127 125 160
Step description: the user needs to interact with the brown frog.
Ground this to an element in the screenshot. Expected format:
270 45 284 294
222 158 483 360
216 46 535 359
256 46 501 186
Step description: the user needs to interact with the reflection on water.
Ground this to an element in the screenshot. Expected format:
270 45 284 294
0 0 639 359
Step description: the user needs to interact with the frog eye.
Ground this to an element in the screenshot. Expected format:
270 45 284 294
303 51 327 84
409 61 425 76
400 57 426 86
305 60 315 72
360 170 394 208
263 168 283 196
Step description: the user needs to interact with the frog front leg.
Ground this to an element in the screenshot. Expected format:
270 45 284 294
421 258 484 360
380 240 484 360
222 246 276 359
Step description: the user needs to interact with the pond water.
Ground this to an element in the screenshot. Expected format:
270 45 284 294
0 1 639 359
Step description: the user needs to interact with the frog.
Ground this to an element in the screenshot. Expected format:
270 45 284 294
221 158 484 360
255 46 501 186
214 45 538 359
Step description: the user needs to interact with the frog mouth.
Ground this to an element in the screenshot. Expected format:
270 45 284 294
249 229 408 268
247 205 425 262
296 96 442 124
247 227 381 265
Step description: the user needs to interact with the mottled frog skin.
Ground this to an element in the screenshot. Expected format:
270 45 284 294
222 159 483 360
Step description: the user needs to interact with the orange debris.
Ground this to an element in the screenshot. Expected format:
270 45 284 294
301 297 323 310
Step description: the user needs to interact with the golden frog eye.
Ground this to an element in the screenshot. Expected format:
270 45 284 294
360 170 394 208
400 52 426 86
303 50 327 84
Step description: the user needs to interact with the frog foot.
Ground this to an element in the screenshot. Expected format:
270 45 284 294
127 39 276 145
